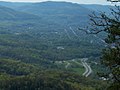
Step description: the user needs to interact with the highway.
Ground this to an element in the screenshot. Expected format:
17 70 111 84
65 62 70 69
55 58 92 77
81 58 92 77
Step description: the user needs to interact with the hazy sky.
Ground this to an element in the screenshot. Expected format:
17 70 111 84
0 0 113 5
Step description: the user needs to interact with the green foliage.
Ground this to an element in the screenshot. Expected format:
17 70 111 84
85 5 120 89
0 59 107 90
0 2 112 90
0 58 39 75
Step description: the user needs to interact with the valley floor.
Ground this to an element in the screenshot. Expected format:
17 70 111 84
54 58 93 77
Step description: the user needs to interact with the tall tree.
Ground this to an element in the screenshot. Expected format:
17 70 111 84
79 5 120 89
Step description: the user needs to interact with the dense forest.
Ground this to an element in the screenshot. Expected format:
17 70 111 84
0 1 118 90
0 58 108 90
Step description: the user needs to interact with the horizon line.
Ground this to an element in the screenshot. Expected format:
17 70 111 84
0 0 114 5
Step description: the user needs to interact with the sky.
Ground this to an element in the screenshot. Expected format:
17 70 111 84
0 0 117 5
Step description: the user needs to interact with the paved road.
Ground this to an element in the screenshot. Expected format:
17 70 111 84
55 58 92 77
65 61 70 69
81 58 92 77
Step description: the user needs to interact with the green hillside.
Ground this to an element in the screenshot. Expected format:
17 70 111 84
0 1 111 90
0 58 108 90
0 5 39 21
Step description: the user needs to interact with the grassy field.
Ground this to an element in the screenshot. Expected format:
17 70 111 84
71 68 85 75
55 59 85 75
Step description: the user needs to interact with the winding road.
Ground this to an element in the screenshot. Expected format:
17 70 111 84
81 58 92 77
55 58 92 77
65 62 70 69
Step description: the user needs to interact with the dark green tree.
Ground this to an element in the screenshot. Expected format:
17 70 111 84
79 5 120 89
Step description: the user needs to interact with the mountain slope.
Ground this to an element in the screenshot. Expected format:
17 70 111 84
0 58 108 90
0 2 110 89
18 1 92 15
0 5 39 21
0 1 105 63
15 1 92 26
0 1 114 25
0 1 30 9
81 4 114 14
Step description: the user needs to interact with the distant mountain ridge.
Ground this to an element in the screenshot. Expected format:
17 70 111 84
0 1 105 62
0 1 114 25
0 1 30 8
0 5 40 21
0 1 114 12
81 4 114 14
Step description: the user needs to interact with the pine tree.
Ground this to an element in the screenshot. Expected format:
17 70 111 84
79 5 120 89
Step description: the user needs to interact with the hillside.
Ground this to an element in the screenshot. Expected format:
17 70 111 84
0 1 30 8
0 1 105 63
81 4 114 14
0 1 114 24
15 1 92 26
0 1 110 89
0 1 106 74
0 58 107 90
0 5 39 21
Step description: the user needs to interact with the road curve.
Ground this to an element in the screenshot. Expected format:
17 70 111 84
81 58 92 77
65 61 70 69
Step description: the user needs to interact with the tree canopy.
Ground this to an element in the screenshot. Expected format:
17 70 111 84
79 5 120 89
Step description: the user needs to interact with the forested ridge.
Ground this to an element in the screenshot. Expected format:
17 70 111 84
0 1 116 90
0 58 108 90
